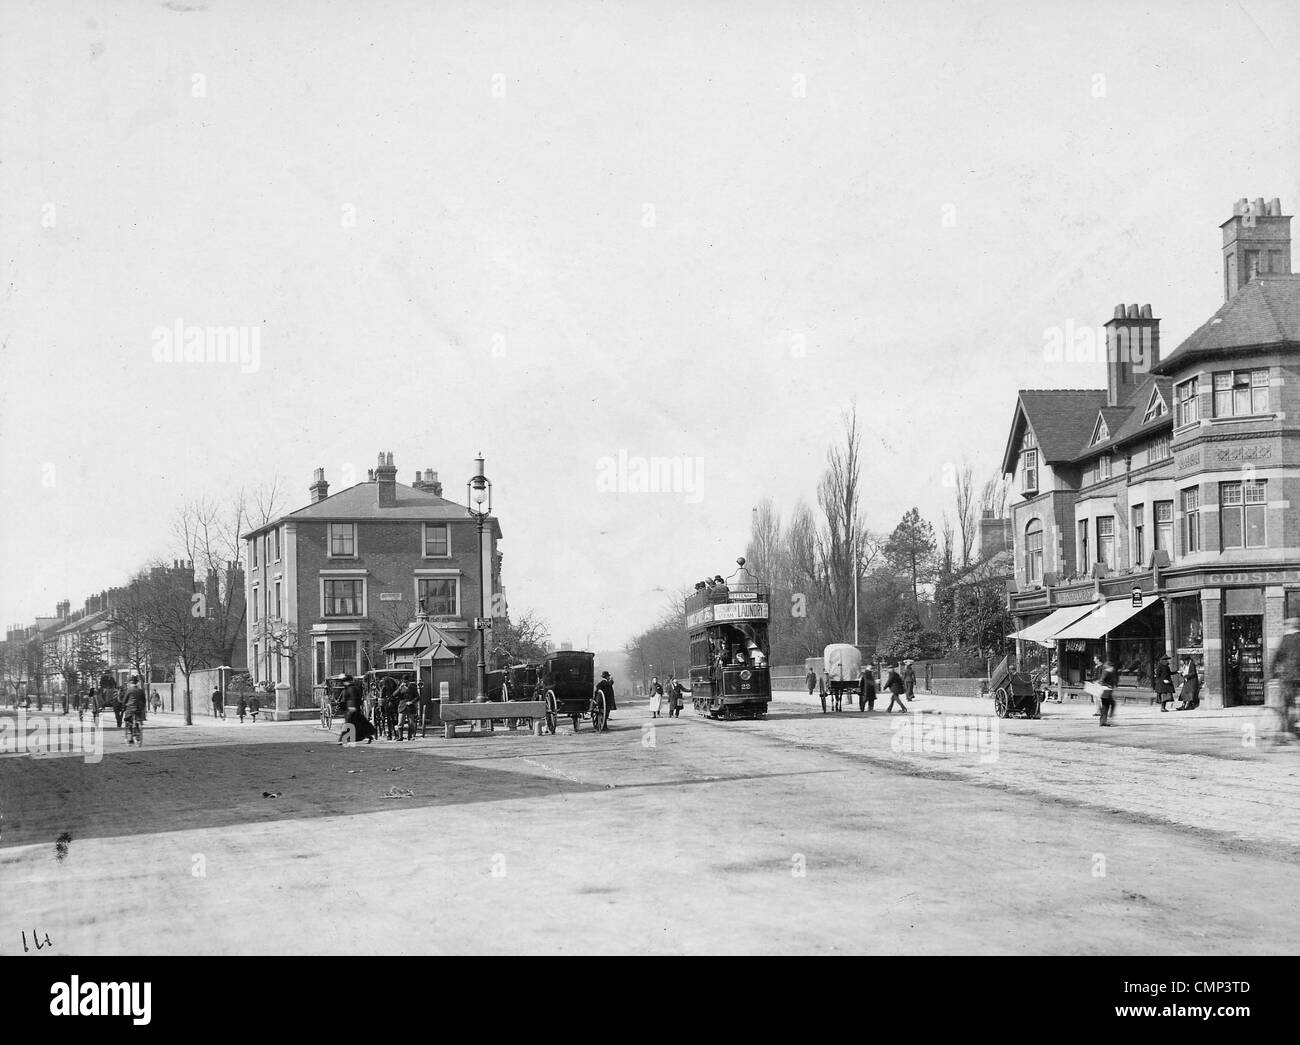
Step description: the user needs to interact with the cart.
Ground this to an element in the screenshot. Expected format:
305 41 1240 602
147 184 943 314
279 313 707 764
989 655 1042 719
535 651 605 733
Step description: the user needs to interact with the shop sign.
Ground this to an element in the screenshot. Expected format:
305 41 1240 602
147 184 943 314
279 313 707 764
1055 586 1097 605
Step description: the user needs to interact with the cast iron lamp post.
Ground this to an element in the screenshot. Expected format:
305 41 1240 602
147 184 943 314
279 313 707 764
467 455 492 702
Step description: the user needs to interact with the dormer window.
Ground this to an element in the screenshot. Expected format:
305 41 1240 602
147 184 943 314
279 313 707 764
1142 386 1167 424
1091 415 1110 445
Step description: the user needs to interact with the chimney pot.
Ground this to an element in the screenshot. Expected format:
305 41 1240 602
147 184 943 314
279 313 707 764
1126 304 1139 319
1269 197 1282 216
1113 305 1125 319
1139 304 1152 318
1254 197 1267 216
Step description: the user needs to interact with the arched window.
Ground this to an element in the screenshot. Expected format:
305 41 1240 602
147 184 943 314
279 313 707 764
1024 519 1044 585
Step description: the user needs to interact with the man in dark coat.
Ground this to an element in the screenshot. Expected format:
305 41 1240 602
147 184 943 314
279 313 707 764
595 671 617 730
122 676 148 745
1270 618 1300 740
884 665 907 713
903 662 917 701
859 665 876 712
1095 655 1118 726
1154 653 1176 712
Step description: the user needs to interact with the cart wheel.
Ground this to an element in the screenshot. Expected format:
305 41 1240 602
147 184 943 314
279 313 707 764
544 689 557 734
591 691 607 732
994 687 1010 718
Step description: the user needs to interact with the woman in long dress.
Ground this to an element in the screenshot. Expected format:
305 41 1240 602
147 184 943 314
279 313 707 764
648 677 664 718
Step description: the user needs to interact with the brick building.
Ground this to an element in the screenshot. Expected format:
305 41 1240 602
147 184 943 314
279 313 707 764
242 452 502 713
1001 197 1300 707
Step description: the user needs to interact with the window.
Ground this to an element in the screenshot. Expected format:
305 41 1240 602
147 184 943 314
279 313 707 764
251 538 259 568
1175 377 1200 428
1099 454 1112 481
417 577 458 617
253 644 260 682
264 585 270 622
1142 387 1167 423
1078 520 1090 571
1212 369 1269 417
263 534 270 566
331 640 358 677
274 527 281 561
1220 481 1267 549
1024 520 1044 585
423 524 450 558
1131 506 1145 568
329 523 356 557
1154 501 1173 557
323 578 363 617
274 581 282 619
315 641 326 685
1149 435 1171 463
252 586 259 622
1021 448 1039 495
1181 487 1200 554
1097 517 1115 569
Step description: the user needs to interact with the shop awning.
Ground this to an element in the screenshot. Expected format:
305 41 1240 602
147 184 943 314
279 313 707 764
1052 594 1161 641
1009 603 1100 645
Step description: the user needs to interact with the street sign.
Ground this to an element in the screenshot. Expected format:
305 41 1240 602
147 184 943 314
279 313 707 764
474 617 492 629
1131 587 1142 607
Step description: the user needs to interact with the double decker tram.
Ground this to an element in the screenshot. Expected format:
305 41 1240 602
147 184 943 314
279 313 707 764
686 557 771 720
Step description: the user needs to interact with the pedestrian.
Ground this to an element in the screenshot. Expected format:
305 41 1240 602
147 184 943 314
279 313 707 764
1154 652 1176 712
211 687 224 719
859 664 876 712
395 682 418 741
595 671 617 730
248 691 260 723
237 692 247 723
111 687 124 728
903 661 917 701
805 667 817 697
667 676 683 717
1094 654 1117 726
818 671 827 714
381 683 399 740
648 676 664 717
884 664 907 712
150 689 162 715
122 675 148 745
1269 617 1300 742
924 661 932 693
1175 657 1200 711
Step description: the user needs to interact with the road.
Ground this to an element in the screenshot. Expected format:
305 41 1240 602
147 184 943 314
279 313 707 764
1 691 1298 954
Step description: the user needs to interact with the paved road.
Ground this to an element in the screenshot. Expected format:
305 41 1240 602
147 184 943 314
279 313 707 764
1 695 1297 954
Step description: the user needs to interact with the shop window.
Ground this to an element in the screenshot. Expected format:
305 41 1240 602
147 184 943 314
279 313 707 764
1220 481 1267 549
1181 487 1200 554
1169 597 1203 653
1213 369 1269 417
1097 516 1115 569
1024 519 1044 585
1175 377 1200 428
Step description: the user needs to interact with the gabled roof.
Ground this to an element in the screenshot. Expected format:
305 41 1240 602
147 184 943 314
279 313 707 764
1001 389 1108 474
1072 375 1174 460
1153 275 1300 374
245 481 501 539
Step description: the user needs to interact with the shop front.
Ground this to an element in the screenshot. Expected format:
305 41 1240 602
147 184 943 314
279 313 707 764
1051 594 1165 697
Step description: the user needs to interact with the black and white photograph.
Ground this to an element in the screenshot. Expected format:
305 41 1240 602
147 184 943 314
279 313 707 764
1 0 1297 1007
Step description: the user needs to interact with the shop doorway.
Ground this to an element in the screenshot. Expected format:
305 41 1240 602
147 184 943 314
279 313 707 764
1223 614 1265 706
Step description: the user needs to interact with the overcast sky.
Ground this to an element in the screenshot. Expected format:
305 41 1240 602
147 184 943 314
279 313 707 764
2 0 1298 649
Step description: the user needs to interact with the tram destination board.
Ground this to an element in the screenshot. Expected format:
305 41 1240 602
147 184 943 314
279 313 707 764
687 602 770 628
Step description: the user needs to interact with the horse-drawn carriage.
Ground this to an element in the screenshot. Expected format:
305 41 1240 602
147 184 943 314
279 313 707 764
823 644 863 712
534 651 607 733
989 654 1043 719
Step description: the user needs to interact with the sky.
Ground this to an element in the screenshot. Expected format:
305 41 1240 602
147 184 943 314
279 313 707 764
2 0 1299 649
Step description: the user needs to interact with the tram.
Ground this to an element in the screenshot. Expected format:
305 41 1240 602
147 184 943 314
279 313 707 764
686 557 771 719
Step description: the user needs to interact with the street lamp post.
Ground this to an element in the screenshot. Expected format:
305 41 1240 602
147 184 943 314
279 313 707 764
467 454 492 703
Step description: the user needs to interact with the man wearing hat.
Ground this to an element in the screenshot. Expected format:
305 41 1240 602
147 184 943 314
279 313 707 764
1270 617 1300 741
595 670 617 730
1154 652 1176 712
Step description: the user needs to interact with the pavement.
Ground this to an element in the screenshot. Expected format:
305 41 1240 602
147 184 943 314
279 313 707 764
1 690 1297 955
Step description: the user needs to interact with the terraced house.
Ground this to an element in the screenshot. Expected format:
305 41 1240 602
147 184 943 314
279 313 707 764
1002 198 1300 708
242 452 502 718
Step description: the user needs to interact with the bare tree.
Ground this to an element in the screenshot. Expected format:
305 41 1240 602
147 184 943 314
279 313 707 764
940 512 955 577
259 619 305 702
816 404 868 644
132 563 213 725
106 577 160 686
981 472 1011 519
954 461 976 568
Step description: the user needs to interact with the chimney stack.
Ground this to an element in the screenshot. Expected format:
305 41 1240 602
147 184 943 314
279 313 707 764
375 451 398 507
1222 196 1291 301
309 467 330 504
1103 303 1159 406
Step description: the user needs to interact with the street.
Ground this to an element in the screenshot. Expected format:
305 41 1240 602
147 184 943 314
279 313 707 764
3 690 1297 955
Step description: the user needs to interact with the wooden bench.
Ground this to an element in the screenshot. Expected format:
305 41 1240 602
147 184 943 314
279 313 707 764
439 700 547 738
